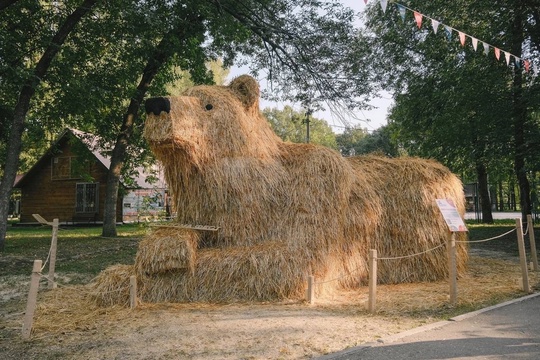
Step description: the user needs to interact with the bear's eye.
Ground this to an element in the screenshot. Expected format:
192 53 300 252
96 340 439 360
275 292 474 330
205 104 213 111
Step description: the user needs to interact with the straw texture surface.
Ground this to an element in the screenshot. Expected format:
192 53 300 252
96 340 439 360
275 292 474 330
92 75 467 305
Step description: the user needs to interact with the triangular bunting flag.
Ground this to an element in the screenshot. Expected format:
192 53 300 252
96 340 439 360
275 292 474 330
364 0 368 4
458 31 466 46
397 4 406 21
380 0 388 13
471 37 478 51
444 25 453 41
414 11 423 29
483 42 489 55
386 4 526 73
432 19 440 34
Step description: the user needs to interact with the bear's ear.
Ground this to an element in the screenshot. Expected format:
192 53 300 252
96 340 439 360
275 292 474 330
228 75 260 110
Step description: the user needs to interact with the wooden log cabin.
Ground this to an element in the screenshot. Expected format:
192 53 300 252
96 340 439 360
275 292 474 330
14 128 167 225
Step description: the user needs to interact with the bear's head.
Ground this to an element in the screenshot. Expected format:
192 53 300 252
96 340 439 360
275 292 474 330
144 75 281 169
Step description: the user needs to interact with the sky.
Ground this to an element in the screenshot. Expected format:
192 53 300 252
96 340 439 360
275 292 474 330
228 0 392 133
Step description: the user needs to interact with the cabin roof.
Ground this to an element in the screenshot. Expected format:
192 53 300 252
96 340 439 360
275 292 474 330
14 128 165 190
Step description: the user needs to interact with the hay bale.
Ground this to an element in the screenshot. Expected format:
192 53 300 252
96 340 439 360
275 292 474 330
90 264 134 307
347 155 468 284
93 75 468 305
135 227 199 276
138 242 310 303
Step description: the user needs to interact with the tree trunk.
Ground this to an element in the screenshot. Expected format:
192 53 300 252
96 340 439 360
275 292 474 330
101 25 193 236
476 162 494 223
510 2 531 221
0 0 98 251
101 110 139 237
498 181 504 211
0 0 19 11
511 182 517 211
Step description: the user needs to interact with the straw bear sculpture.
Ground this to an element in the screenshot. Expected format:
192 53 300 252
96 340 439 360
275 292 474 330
93 75 468 305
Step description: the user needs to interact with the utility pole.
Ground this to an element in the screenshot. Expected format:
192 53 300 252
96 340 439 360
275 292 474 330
304 108 312 143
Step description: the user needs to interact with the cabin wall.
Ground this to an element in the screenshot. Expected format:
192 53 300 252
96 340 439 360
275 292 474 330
18 142 123 223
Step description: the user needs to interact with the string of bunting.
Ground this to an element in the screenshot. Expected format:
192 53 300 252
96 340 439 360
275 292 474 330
363 0 538 75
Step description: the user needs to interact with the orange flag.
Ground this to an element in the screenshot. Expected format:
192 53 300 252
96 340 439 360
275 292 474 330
458 32 466 46
414 11 423 28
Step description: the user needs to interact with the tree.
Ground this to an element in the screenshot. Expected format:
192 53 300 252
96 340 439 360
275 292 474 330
262 106 337 149
0 0 99 251
335 125 368 156
100 0 376 236
101 6 212 237
1 0 378 244
363 0 539 222
0 0 17 11
386 60 513 223
336 125 398 157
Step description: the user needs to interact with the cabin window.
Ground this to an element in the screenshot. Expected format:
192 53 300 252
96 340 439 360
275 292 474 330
51 156 73 179
75 183 99 213
52 156 90 180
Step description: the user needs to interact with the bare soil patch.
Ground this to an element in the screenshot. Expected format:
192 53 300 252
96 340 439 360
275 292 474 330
1 253 538 360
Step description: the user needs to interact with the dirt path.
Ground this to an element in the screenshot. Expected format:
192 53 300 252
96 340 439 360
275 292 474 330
1 255 537 359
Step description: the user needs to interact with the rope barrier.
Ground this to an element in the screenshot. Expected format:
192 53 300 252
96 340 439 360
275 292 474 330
377 242 446 260
456 228 516 243
40 247 52 272
28 217 528 305
316 226 519 286
317 241 449 284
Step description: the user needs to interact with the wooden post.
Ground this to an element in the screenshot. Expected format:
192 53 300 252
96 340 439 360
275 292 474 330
48 218 59 289
129 275 138 309
516 218 530 292
447 232 457 305
527 215 538 271
368 249 377 313
306 275 315 305
22 260 42 339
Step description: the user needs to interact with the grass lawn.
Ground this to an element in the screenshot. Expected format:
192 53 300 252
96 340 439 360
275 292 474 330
1 219 535 282
467 219 535 257
1 223 147 282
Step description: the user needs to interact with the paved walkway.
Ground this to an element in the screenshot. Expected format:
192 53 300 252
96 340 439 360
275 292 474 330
319 293 540 360
465 212 523 220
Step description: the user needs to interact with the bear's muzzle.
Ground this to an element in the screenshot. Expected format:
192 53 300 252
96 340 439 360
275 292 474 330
145 97 171 116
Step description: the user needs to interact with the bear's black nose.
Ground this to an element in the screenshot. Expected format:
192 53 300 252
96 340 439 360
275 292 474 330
145 97 171 115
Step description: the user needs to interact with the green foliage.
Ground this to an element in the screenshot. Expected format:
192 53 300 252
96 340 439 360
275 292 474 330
336 125 367 156
363 0 539 178
1 0 377 175
262 106 338 149
1 0 384 244
336 125 398 157
166 60 231 96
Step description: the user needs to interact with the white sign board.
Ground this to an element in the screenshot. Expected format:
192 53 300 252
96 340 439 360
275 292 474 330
436 199 468 232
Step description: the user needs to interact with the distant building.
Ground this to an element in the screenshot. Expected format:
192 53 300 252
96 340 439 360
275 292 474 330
14 128 167 224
